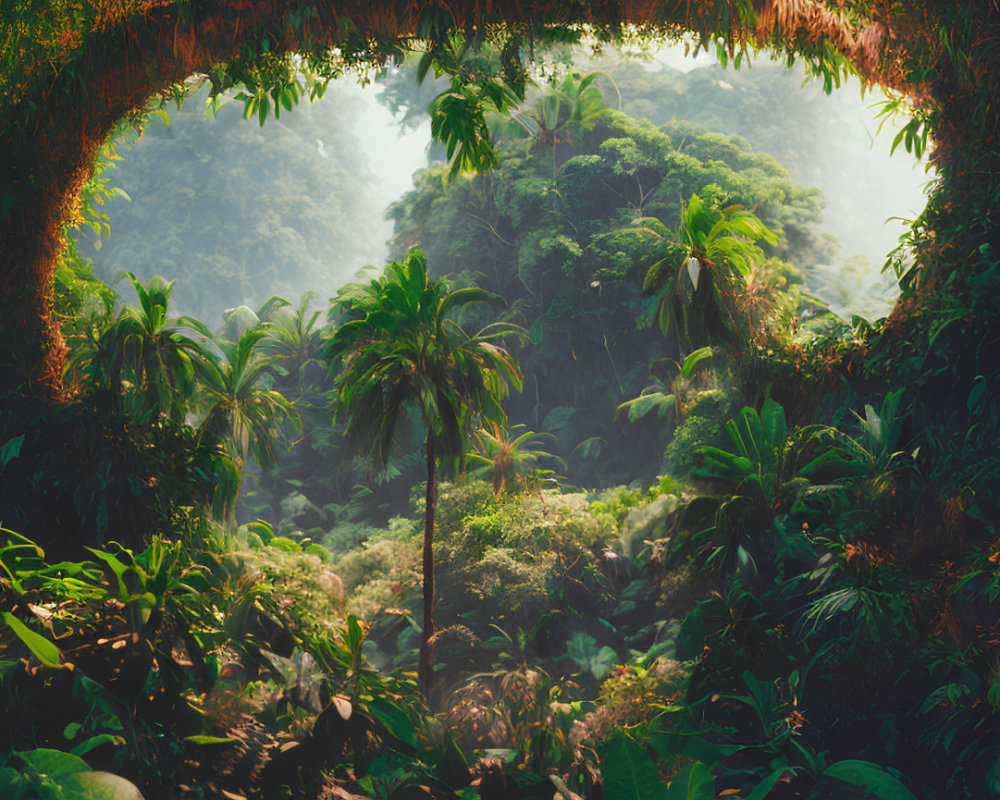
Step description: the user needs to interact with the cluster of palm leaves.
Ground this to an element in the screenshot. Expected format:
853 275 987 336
63 272 300 521
324 250 524 475
643 192 781 348
466 422 564 494
499 72 609 154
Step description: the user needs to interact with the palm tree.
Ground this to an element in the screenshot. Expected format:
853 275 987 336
77 273 200 425
324 249 523 691
643 193 779 347
263 292 326 396
500 71 609 174
504 72 608 150
467 422 564 494
184 324 300 471
616 346 716 425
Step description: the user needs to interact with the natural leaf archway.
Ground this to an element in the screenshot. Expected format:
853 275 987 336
1 0 998 398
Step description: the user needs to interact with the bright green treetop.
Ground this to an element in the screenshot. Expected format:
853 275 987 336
324 249 523 471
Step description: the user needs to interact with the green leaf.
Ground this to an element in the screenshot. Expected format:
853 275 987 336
70 734 124 757
760 398 787 450
344 613 364 654
681 347 714 379
85 548 134 600
16 748 90 778
63 722 83 741
367 697 417 749
744 767 793 800
0 435 24 468
823 759 917 799
542 405 576 431
183 735 237 746
1 612 67 669
598 734 666 800
968 376 988 412
665 762 713 799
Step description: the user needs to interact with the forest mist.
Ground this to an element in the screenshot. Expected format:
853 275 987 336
74 46 925 327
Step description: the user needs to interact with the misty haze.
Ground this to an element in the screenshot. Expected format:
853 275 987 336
75 47 926 326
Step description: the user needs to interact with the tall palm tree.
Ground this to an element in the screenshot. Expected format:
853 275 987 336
324 249 523 691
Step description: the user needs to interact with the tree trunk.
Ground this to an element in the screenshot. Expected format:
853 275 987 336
418 434 438 694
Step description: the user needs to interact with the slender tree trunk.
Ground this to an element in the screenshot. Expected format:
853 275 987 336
418 435 437 694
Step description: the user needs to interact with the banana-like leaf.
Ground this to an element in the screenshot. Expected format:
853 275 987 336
824 759 917 800
665 762 714 799
597 734 666 800
1 612 68 669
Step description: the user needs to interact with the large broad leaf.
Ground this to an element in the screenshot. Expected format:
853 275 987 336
681 347 714 379
0 435 24 468
823 759 918 799
597 734 666 800
697 448 754 483
727 407 768 469
1 612 67 669
16 748 90 778
665 762 714 799
367 697 418 749
542 405 577 432
760 398 787 451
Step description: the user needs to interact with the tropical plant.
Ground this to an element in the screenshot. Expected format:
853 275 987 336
644 192 780 347
662 399 790 577
697 397 788 507
616 346 716 425
0 524 301 790
324 249 523 690
501 71 609 164
466 422 564 494
185 323 300 471
422 34 525 177
92 273 201 425
796 389 909 483
263 292 326 393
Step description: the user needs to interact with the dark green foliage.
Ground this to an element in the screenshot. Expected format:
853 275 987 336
388 89 827 485
662 388 736 476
